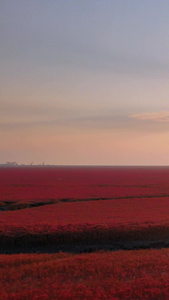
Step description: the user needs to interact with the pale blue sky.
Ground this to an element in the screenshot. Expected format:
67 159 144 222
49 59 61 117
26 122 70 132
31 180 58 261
1 1 169 165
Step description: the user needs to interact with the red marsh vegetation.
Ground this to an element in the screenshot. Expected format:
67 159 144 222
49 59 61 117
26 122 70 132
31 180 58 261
1 248 169 300
1 166 169 202
1 166 169 250
1 166 169 299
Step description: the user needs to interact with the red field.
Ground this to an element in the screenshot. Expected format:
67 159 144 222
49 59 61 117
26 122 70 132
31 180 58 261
1 166 169 299
1 166 169 202
1 167 169 250
1 249 169 300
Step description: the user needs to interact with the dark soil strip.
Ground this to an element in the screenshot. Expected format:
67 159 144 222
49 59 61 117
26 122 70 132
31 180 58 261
1 239 169 254
0 200 56 211
1 223 169 254
58 194 169 203
1 193 169 211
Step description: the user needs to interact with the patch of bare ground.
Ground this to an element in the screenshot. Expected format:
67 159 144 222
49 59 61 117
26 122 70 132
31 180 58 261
1 240 169 254
0 200 56 211
1 224 169 254
1 194 169 211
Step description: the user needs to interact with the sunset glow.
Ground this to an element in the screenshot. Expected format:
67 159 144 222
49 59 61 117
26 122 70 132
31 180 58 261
1 1 169 165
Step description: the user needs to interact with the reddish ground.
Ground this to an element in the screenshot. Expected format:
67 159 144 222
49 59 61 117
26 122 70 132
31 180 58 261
1 166 169 202
1 166 169 299
1 166 169 250
1 248 169 300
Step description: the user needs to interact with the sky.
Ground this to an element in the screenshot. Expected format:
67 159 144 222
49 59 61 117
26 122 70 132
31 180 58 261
1 1 169 165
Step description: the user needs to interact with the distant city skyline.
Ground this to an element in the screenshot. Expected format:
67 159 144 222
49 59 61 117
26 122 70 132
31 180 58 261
1 1 169 165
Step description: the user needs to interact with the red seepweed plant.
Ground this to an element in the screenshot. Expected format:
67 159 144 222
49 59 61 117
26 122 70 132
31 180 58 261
1 249 169 299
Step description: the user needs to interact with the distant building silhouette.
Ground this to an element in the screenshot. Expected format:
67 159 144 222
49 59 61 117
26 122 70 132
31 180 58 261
6 161 18 166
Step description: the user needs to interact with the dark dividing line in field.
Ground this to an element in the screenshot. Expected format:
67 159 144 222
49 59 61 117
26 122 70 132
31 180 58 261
58 194 169 204
0 200 56 211
1 240 169 254
1 222 169 254
0 184 160 188
1 194 169 211
93 184 159 188
62 194 169 202
1 221 169 254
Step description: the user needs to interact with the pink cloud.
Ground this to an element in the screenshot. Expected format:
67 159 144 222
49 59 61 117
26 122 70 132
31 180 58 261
129 111 169 122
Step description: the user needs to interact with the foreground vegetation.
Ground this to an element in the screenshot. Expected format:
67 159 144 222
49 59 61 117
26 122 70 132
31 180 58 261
1 248 169 300
1 195 169 252
1 167 169 298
